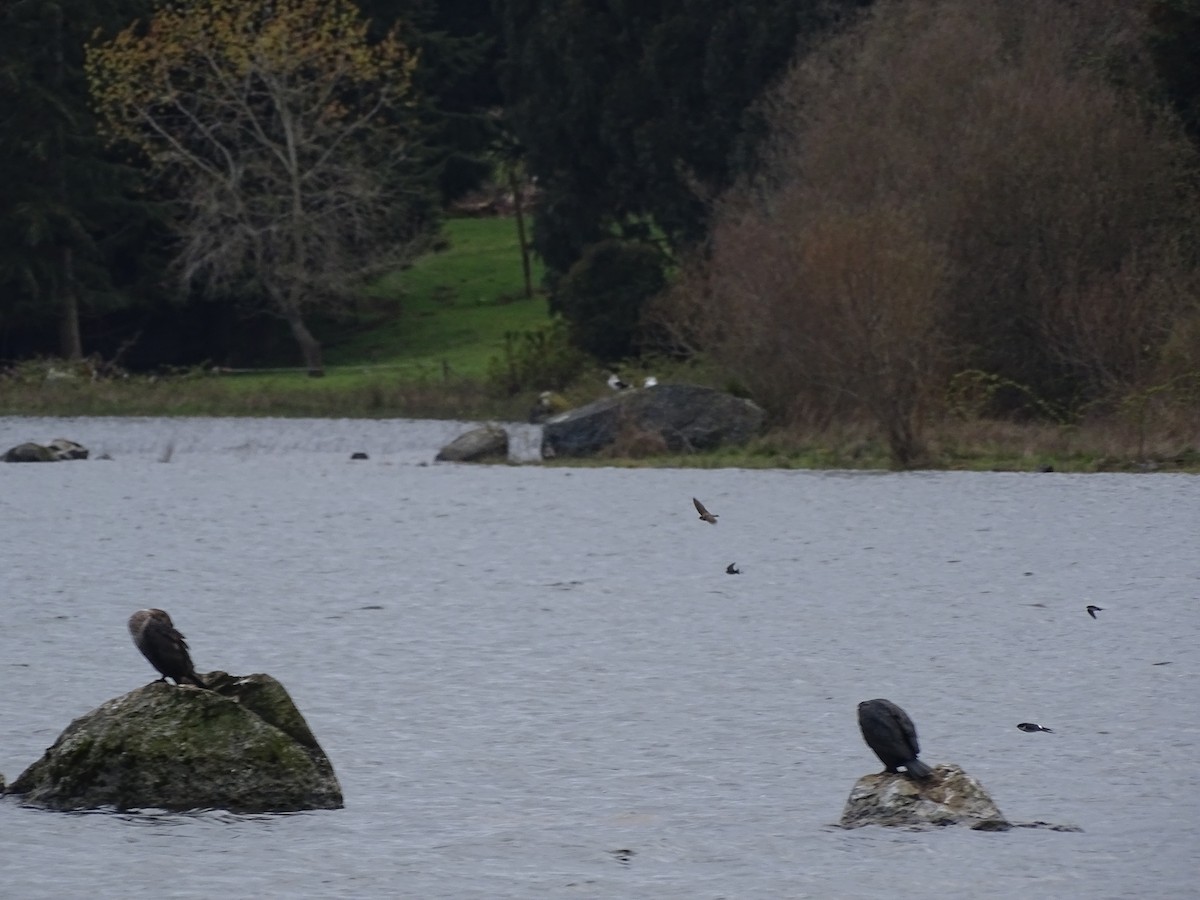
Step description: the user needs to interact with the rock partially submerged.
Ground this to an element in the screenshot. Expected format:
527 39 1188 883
6 672 342 813
839 764 1083 832
542 383 764 458
840 764 1010 830
3 438 89 462
436 423 509 462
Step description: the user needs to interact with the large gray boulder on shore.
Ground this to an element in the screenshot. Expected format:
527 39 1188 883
542 383 764 458
6 672 342 813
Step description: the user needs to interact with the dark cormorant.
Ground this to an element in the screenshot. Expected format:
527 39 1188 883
128 608 206 688
857 699 933 779
692 497 718 524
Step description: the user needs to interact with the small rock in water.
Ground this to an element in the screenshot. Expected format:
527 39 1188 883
839 763 1008 830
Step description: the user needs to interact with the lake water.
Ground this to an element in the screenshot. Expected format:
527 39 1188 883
1 416 1196 899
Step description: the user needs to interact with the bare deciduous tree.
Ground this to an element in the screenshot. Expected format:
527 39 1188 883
86 0 422 373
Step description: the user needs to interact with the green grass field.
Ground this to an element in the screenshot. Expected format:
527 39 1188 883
323 217 549 378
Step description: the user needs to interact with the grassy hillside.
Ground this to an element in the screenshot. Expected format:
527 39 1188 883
324 217 549 378
0 216 557 420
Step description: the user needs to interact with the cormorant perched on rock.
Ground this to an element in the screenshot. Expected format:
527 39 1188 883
128 608 206 688
857 699 933 779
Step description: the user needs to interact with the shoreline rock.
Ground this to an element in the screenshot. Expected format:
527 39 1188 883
5 672 342 813
435 423 509 462
542 383 764 458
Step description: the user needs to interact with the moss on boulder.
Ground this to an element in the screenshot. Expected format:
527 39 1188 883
7 673 341 813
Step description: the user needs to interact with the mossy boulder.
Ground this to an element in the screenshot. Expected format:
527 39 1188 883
6 673 342 813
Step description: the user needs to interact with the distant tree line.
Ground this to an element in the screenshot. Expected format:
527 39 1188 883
2 0 1199 432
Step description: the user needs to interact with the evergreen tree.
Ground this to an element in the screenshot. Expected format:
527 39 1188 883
0 0 162 361
494 0 871 348
360 0 505 204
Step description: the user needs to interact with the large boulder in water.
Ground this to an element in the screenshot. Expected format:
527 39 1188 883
6 672 342 813
542 383 764 458
839 764 1010 830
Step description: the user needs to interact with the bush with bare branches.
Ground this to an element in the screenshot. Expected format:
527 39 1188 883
652 0 1200 465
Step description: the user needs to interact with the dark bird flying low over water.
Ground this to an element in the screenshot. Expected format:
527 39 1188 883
1017 722 1054 733
857 699 933 779
726 563 740 575
128 608 206 688
1086 605 1103 619
693 497 718 524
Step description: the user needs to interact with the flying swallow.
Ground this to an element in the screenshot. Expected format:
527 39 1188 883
1017 722 1053 733
1086 605 1103 619
693 497 718 524
726 563 740 575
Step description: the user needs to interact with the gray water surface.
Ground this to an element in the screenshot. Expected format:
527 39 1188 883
1 417 1196 899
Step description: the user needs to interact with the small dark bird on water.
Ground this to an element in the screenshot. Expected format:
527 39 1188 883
726 563 740 574
1086 605 1103 619
1017 722 1053 733
693 497 718 524
857 699 933 779
128 608 206 688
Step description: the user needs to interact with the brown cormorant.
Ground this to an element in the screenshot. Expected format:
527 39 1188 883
128 608 206 688
857 699 933 779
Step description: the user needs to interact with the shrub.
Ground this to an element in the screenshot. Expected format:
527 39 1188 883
486 317 589 394
654 0 1200 466
554 239 666 362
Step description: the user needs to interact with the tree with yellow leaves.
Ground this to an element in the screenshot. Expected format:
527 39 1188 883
87 0 420 374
